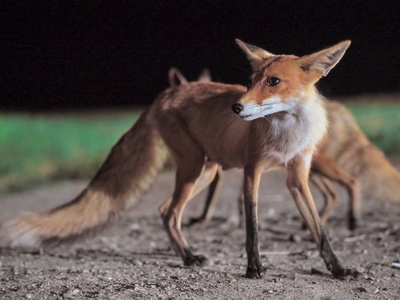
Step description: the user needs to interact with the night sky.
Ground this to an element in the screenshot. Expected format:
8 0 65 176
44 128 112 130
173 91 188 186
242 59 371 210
1 1 399 111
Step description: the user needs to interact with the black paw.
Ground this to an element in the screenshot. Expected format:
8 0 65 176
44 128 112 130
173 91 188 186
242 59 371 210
187 217 205 228
184 254 208 267
347 214 359 231
245 264 266 279
332 268 362 281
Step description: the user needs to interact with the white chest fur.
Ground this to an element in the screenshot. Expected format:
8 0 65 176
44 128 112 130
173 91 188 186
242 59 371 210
267 94 328 165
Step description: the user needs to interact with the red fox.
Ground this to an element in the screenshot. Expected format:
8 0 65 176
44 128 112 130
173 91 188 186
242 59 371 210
0 39 359 279
169 67 362 230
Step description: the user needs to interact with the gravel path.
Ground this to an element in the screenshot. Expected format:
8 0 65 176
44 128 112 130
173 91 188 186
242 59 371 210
1 168 399 299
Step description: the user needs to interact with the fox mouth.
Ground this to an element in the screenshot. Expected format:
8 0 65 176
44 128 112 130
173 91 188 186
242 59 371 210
239 112 268 120
238 103 280 121
238 100 297 121
239 113 269 121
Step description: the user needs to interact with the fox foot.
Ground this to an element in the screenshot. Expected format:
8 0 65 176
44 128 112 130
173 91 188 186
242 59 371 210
183 254 208 267
348 212 360 231
187 217 207 228
323 243 362 280
245 264 266 279
332 267 362 281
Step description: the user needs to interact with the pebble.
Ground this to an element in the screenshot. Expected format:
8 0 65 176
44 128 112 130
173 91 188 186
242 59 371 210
133 260 143 266
72 289 80 295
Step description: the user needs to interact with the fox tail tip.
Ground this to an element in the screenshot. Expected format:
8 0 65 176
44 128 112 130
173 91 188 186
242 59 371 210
0 215 43 248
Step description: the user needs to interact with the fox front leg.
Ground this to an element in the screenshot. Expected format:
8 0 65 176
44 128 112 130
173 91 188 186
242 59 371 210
243 165 265 279
287 155 361 280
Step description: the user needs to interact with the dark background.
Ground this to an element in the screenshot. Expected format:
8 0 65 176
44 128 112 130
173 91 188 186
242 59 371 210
1 1 399 111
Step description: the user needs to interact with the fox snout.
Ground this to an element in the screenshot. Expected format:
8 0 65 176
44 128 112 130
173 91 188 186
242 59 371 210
232 103 244 114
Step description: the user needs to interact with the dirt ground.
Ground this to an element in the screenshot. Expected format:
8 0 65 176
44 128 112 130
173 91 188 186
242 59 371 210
0 166 399 299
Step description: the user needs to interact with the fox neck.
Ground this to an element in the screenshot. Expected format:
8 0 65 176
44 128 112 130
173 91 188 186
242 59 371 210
262 90 328 165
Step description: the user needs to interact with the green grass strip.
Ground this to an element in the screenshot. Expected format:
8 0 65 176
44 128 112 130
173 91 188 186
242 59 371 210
346 102 400 155
0 111 140 192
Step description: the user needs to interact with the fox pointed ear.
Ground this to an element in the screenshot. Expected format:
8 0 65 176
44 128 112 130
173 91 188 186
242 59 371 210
197 68 211 82
235 39 275 70
299 40 351 78
168 67 187 88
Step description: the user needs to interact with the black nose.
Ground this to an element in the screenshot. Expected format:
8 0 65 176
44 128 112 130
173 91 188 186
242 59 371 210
232 103 244 114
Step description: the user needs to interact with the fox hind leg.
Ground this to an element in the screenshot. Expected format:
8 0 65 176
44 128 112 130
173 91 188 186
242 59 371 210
308 174 338 227
160 159 219 266
312 155 361 230
187 167 223 227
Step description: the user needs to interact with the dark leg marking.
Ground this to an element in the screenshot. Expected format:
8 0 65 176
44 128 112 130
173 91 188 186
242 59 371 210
320 229 361 280
244 195 265 279
182 248 208 267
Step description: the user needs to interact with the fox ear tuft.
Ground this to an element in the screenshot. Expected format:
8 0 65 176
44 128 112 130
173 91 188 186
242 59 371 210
235 39 275 71
300 40 351 77
197 68 211 82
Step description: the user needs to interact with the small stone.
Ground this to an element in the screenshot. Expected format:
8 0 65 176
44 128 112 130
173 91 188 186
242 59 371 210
133 260 143 266
72 289 80 295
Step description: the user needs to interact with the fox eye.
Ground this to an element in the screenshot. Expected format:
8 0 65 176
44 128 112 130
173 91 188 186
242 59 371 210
265 77 280 86
247 79 252 90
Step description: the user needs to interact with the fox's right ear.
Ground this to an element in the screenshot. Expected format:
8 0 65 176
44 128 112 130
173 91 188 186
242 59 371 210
235 39 275 71
197 69 211 82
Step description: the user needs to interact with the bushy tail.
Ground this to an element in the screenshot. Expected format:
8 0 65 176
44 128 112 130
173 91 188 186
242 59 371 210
326 101 400 204
0 109 169 247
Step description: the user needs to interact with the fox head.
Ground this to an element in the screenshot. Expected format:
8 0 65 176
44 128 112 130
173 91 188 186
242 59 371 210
232 39 351 121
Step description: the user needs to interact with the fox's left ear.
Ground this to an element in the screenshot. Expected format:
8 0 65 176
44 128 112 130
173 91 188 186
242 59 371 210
168 67 188 88
299 40 351 78
235 39 275 71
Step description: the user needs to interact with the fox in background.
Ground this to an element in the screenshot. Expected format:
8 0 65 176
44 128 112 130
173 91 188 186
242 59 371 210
168 68 400 230
0 39 361 279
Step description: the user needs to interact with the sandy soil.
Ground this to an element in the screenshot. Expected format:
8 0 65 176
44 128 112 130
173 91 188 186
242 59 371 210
0 167 399 299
